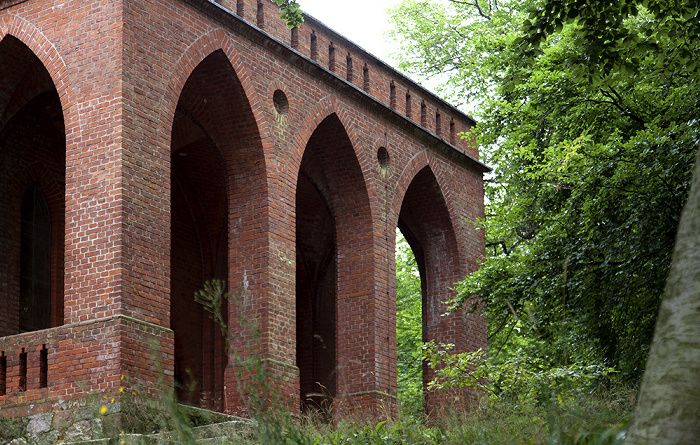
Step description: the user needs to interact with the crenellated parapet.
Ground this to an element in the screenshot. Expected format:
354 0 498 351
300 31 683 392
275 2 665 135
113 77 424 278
209 0 479 160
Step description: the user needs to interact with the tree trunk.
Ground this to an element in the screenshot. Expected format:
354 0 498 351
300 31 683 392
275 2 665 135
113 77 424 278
625 148 700 443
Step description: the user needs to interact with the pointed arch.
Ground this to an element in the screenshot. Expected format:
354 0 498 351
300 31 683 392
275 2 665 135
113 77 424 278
0 35 66 337
393 157 473 414
158 28 273 165
0 16 81 143
288 95 374 199
391 151 468 268
166 40 276 412
294 106 378 414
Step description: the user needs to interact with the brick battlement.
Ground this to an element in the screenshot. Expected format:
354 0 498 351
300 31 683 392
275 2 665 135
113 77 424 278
195 0 482 162
0 316 173 419
0 331 52 400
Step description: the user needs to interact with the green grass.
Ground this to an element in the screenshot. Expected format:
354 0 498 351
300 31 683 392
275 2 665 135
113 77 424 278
232 386 634 445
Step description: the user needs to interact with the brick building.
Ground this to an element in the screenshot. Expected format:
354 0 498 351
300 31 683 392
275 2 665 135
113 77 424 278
0 0 487 423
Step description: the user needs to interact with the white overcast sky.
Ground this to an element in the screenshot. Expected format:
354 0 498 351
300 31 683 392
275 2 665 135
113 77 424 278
298 0 399 63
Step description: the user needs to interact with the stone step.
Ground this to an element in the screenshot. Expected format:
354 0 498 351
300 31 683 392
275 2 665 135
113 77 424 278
114 419 256 445
59 405 255 445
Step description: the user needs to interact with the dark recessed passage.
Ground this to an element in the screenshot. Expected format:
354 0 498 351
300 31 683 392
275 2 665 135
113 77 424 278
19 348 27 392
0 352 6 396
40 345 48 388
20 184 52 333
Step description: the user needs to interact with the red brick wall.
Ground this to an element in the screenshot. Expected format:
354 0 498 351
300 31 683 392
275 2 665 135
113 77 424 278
0 316 173 418
295 113 377 413
398 165 486 412
0 0 486 420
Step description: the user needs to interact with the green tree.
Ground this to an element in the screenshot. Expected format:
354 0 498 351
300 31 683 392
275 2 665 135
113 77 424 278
395 231 423 417
517 0 700 84
622 145 700 445
389 0 700 383
515 1 700 442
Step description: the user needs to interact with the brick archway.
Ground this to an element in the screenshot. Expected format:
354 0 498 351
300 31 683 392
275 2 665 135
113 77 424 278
295 111 377 414
391 152 468 268
393 161 475 414
169 47 267 412
288 96 374 197
159 28 273 161
0 36 66 338
0 0 486 423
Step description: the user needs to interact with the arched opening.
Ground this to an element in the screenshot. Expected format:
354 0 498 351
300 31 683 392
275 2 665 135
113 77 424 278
395 229 423 417
295 114 372 416
397 166 462 414
0 35 66 337
170 50 261 411
170 135 227 409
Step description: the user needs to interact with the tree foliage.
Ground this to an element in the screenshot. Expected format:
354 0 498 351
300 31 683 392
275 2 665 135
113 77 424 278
271 0 304 28
395 232 424 417
421 340 614 407
389 0 700 382
518 0 700 83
